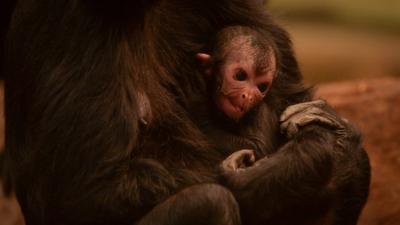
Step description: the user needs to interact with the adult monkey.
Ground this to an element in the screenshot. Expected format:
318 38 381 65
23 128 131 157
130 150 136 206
3 1 370 225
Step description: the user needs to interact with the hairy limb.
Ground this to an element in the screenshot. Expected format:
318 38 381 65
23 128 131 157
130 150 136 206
220 101 370 225
41 158 185 225
221 127 338 225
137 184 241 225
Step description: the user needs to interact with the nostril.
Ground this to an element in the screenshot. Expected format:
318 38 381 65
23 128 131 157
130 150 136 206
242 94 246 99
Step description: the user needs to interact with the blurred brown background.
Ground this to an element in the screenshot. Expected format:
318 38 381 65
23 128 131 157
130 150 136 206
0 0 399 224
269 0 400 83
269 1 400 225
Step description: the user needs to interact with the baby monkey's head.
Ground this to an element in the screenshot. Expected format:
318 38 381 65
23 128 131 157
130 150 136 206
197 26 278 121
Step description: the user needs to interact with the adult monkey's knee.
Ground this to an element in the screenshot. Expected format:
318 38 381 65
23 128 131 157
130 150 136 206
181 184 241 225
204 184 241 225
138 184 241 225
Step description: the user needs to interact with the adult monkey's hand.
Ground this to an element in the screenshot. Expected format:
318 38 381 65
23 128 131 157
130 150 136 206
221 149 256 173
279 100 356 142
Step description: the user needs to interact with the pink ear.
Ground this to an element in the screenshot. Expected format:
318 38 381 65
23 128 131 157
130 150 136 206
196 53 211 66
196 53 212 76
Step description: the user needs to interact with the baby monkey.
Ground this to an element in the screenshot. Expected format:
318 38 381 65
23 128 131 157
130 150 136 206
196 26 279 170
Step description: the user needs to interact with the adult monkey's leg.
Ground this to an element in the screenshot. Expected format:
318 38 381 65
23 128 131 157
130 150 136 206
137 184 241 225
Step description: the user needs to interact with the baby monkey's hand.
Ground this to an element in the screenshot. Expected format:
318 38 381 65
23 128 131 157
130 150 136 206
221 149 256 172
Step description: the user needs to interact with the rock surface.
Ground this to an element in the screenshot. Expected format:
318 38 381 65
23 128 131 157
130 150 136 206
316 78 400 225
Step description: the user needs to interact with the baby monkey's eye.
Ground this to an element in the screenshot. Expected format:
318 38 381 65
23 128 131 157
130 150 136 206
257 83 269 93
234 70 247 81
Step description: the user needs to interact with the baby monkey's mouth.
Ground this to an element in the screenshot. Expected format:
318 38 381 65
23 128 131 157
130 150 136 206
229 99 247 114
234 104 245 113
218 93 249 120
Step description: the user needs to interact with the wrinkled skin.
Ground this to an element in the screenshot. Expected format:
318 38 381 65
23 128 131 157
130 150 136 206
197 32 276 121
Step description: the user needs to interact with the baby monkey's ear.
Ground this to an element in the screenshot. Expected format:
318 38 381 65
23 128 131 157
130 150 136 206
196 53 213 76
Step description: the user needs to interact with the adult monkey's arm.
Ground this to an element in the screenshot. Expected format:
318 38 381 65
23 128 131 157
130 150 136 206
221 100 371 225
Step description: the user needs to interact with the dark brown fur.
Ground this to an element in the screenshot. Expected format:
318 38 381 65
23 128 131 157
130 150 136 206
3 1 370 225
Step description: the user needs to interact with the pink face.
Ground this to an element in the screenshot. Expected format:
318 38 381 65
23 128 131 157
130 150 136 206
197 47 277 121
215 54 276 120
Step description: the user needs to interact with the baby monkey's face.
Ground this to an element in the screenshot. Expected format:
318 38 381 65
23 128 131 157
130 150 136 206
197 37 277 121
214 48 276 121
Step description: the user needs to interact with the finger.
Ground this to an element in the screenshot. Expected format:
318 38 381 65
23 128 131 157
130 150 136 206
232 149 254 160
281 106 340 131
300 106 343 128
282 115 330 138
249 152 256 163
225 149 247 162
223 151 250 170
236 149 255 155
281 108 333 130
281 113 340 138
240 151 256 168
280 107 326 132
239 149 256 162
280 99 326 122
280 118 299 138
222 159 238 171
231 150 255 169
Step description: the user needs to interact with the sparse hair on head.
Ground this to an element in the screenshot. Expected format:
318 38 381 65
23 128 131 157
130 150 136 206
208 25 278 76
